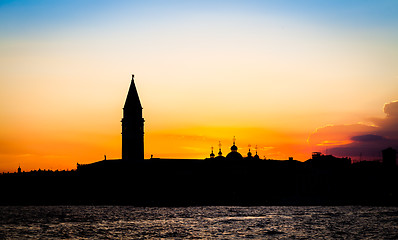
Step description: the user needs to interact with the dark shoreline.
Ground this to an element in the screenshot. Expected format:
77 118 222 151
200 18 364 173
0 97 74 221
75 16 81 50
2 160 397 206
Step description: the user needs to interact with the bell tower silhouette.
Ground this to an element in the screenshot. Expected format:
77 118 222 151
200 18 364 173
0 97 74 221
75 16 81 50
122 74 144 161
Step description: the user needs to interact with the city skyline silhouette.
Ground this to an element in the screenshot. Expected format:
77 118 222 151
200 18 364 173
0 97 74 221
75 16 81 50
1 1 398 173
0 68 397 207
75 74 395 168
2 4 398 240
2 73 398 173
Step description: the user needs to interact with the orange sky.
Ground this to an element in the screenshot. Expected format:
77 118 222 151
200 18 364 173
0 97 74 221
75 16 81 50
1 1 398 172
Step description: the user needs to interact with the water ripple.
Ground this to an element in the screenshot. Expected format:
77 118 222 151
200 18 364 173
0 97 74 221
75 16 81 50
0 206 397 239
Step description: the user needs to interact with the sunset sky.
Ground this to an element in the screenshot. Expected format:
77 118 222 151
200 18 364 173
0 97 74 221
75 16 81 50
1 0 398 172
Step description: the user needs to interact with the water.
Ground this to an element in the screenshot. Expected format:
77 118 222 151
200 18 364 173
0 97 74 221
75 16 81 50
0 206 397 239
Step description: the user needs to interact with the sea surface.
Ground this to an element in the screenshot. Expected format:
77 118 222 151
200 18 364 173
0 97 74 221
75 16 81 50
0 206 397 239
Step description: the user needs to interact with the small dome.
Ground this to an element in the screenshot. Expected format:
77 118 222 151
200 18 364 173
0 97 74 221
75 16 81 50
230 136 238 151
247 151 252 157
231 144 238 151
253 153 260 160
210 152 215 158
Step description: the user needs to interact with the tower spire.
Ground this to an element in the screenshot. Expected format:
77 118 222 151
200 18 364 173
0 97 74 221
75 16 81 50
124 74 142 111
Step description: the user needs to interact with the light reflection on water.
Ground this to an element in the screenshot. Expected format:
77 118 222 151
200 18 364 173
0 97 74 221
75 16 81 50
0 206 397 239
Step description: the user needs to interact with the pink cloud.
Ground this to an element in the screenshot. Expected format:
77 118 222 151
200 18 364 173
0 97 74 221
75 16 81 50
308 100 398 159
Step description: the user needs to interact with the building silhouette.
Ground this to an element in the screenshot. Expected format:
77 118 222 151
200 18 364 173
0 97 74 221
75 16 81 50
305 152 351 169
122 75 144 162
80 74 363 166
225 136 244 160
2 74 398 206
214 141 225 160
382 147 397 167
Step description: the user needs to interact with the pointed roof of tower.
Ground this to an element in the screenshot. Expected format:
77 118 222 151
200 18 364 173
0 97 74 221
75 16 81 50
124 74 142 110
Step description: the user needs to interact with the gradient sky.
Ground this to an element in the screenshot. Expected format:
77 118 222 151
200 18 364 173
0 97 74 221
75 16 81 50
1 0 398 172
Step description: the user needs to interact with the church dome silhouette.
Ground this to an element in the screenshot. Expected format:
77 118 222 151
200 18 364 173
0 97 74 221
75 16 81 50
230 136 238 152
226 137 243 160
247 149 252 157
231 144 238 151
226 151 243 160
210 147 215 158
